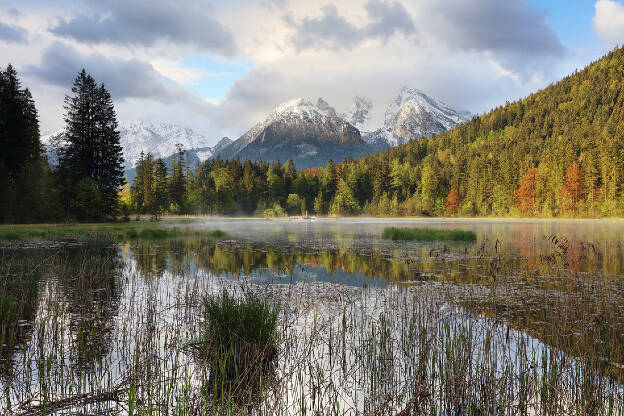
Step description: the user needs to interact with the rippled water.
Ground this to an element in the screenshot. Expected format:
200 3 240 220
1 218 624 414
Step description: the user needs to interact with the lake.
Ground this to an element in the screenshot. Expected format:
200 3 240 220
1 218 624 414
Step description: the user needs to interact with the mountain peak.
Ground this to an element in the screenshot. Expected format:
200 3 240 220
118 120 217 168
316 98 337 117
269 98 312 117
343 96 373 130
378 88 470 145
214 97 367 168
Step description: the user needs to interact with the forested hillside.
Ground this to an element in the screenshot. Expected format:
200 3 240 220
129 46 624 218
353 46 624 217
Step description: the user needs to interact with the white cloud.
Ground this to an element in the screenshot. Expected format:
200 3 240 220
0 0 594 143
150 59 214 85
594 0 624 47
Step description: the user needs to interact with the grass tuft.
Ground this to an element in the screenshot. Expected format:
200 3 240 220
382 227 477 241
196 290 279 405
210 229 226 238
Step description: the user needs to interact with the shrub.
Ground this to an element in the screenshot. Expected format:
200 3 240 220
263 204 287 218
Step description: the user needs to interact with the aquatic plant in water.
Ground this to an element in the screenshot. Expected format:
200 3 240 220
193 290 279 408
382 227 477 241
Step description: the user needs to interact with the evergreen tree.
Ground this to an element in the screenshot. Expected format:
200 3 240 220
0 64 49 223
0 64 41 179
59 69 124 220
152 158 168 220
169 144 186 213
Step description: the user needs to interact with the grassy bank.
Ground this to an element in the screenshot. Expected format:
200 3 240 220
0 220 227 242
382 227 477 241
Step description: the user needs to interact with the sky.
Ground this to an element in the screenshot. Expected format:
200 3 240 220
1 0 623 143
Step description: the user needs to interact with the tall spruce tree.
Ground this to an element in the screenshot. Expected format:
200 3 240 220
0 65 41 179
0 64 45 223
59 69 124 220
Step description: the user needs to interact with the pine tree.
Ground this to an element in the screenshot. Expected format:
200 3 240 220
132 151 147 213
0 65 40 178
0 64 44 223
169 144 186 213
59 69 125 220
313 190 324 215
152 158 168 220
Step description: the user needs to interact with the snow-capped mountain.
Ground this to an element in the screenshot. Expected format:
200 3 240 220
118 120 216 168
371 88 470 146
215 98 373 168
42 90 470 172
342 96 374 131
43 121 226 170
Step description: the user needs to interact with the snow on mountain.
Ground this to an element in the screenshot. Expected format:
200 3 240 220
41 90 470 171
215 98 367 168
212 137 233 153
374 88 470 146
43 121 221 169
315 98 338 117
218 98 361 159
119 121 215 168
342 96 374 131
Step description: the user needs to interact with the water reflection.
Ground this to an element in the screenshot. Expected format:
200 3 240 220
123 238 424 287
0 249 44 378
55 242 123 370
0 241 123 384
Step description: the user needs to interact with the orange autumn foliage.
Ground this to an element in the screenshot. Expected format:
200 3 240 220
445 188 460 215
513 168 537 215
561 161 586 214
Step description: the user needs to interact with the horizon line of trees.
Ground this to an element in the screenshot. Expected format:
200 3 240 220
125 151 624 219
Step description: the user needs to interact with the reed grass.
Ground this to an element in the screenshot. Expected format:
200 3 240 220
382 227 477 241
0 222 227 243
193 290 279 407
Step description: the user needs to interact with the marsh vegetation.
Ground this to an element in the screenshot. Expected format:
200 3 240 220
382 226 477 241
1 219 623 414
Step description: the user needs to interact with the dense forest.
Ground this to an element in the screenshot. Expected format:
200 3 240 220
0 66 124 223
3 45 624 223
128 46 624 218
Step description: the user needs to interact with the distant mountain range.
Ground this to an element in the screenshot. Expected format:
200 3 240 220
214 98 382 169
118 121 227 168
366 87 471 146
42 122 232 179
43 88 470 175
214 89 470 167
